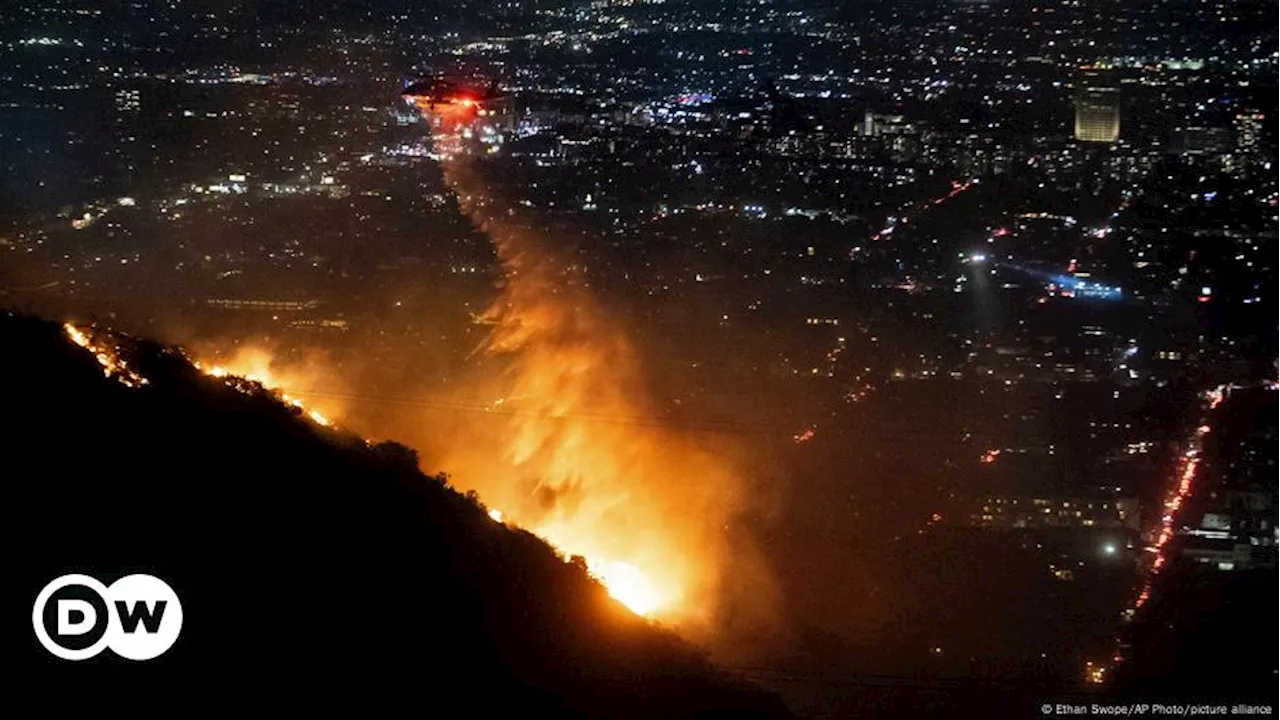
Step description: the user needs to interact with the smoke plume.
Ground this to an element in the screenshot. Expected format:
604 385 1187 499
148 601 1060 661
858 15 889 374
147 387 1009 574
433 150 776 637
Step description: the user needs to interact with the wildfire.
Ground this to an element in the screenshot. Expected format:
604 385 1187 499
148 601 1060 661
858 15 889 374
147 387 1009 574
191 346 337 429
191 334 695 619
63 323 330 433
491 500 677 617
593 560 662 616
491 499 664 615
63 317 693 620
187 336 699 619
64 323 149 388
416 112 751 627
62 325 341 435
485 490 673 616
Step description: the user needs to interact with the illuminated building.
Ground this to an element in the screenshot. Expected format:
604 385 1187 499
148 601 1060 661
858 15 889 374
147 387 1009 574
205 298 321 312
1180 535 1255 571
861 112 920 161
287 318 350 331
1173 126 1232 156
1181 489 1279 570
1073 70 1120 143
1234 111 1264 154
114 88 141 113
862 112 912 138
970 495 1139 531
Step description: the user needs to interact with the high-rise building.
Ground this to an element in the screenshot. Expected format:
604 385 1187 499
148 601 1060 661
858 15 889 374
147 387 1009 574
1074 70 1120 143
114 88 141 114
1234 111 1264 154
1173 126 1232 155
863 111 912 138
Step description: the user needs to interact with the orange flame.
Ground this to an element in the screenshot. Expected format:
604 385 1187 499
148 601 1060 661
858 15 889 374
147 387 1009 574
431 146 753 626
64 323 149 388
191 345 340 429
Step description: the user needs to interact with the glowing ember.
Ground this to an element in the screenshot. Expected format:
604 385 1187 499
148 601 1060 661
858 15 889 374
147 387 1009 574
63 323 149 388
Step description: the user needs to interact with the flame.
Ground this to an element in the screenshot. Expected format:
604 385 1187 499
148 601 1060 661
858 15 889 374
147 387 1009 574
64 323 149 388
188 329 704 619
62 317 748 625
191 346 339 430
593 560 661 616
490 502 664 614
61 325 339 433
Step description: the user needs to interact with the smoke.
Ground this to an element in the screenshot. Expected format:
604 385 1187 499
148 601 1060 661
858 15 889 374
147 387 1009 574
430 150 780 642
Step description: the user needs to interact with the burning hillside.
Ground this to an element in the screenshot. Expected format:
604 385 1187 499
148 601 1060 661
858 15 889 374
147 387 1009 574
2 311 790 718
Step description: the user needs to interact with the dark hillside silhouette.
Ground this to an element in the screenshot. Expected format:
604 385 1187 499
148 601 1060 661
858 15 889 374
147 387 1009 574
0 312 789 719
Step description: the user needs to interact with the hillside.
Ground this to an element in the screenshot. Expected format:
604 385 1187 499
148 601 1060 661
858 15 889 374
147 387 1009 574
1 312 789 718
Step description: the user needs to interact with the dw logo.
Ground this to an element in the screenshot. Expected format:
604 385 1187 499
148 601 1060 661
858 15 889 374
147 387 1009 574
32 574 183 661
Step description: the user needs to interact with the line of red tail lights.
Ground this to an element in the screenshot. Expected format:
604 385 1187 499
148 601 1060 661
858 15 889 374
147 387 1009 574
1089 385 1229 684
1134 386 1226 612
868 179 975 242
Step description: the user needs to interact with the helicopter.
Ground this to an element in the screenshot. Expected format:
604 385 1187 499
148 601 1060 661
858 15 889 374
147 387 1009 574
400 76 507 117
